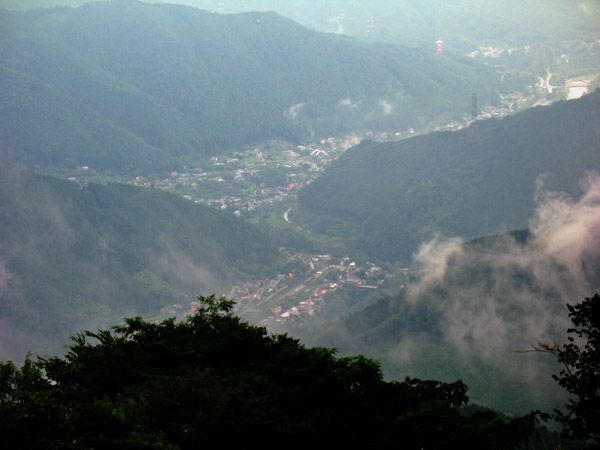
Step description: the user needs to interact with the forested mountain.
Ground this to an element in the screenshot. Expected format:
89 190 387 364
0 297 544 449
140 1 600 93
298 90 600 262
0 2 597 446
8 1 599 50
0 162 280 360
303 224 600 413
0 0 502 172
175 1 600 53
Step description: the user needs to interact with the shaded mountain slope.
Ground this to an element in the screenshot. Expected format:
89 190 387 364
303 217 600 413
0 162 280 358
0 0 502 172
298 91 600 261
7 1 599 49
0 298 541 449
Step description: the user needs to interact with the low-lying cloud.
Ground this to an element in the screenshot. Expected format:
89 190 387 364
0 258 12 297
326 175 599 410
328 15 346 35
149 237 226 296
285 102 305 119
378 99 394 115
405 175 600 359
338 98 359 109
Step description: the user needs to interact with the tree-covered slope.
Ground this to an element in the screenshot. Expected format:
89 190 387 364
159 0 600 50
304 220 600 413
298 91 600 262
0 0 502 172
8 1 599 50
0 296 541 449
0 162 280 359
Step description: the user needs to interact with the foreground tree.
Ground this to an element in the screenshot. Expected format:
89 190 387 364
0 295 540 449
537 294 599 444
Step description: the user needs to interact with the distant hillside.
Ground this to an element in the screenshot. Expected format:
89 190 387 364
0 162 280 359
180 1 600 54
301 223 600 413
0 0 502 172
7 1 599 50
298 91 600 262
0 298 543 449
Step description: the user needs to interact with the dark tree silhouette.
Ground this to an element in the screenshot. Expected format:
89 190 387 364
0 295 541 449
534 294 599 444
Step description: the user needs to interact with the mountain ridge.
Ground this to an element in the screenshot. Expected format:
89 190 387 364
0 0 502 172
297 90 600 261
0 161 281 359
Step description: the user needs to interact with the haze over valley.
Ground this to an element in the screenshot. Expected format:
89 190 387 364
0 1 599 447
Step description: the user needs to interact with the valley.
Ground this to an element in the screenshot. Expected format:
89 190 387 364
35 81 599 332
1 1 599 435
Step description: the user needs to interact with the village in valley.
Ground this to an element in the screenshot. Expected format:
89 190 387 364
155 247 391 328
127 135 359 217
229 251 386 328
52 66 597 328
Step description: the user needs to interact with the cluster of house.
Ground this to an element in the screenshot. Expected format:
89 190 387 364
466 45 529 59
127 140 347 216
228 275 294 309
226 252 386 328
112 129 438 214
155 251 388 325
126 130 444 219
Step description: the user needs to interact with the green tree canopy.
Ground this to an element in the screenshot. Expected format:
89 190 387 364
0 295 540 449
539 294 600 445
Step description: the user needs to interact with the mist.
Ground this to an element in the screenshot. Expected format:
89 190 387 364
302 175 599 411
6 1 598 47
408 175 599 357
0 258 11 297
0 165 274 360
0 0 598 430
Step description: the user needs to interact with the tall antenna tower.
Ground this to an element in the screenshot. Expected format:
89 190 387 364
471 93 478 121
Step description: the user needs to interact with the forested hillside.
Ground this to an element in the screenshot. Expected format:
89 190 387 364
0 0 502 172
0 163 280 359
304 222 600 413
298 91 600 261
0 297 543 449
0 2 597 446
172 1 600 50
8 1 599 50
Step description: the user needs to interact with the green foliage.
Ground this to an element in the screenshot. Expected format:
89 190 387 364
0 1 501 172
302 230 598 414
9 1 599 51
545 294 600 444
192 294 235 319
145 0 600 49
0 164 280 357
298 91 600 261
0 296 541 449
